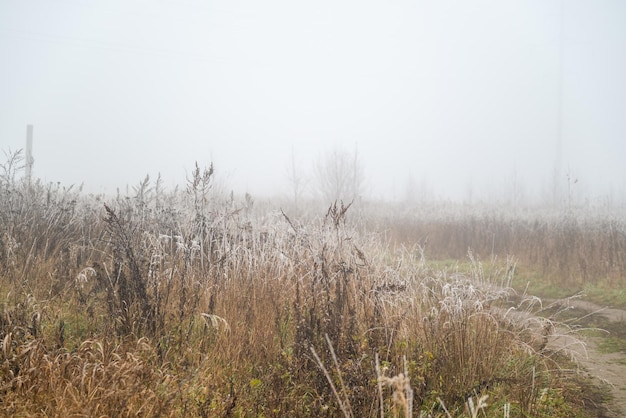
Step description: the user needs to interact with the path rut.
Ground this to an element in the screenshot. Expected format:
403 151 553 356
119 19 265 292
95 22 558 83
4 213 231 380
546 298 626 417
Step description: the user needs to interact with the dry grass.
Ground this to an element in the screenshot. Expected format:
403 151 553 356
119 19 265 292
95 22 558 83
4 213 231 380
0 160 611 416
380 206 626 290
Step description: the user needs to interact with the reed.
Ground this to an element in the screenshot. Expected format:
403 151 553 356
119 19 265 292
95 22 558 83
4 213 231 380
0 157 609 416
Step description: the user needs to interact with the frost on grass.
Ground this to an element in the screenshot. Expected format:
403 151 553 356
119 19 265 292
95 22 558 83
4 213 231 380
0 158 611 417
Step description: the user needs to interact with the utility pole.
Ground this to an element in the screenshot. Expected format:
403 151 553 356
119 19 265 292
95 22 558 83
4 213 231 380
25 124 34 185
553 0 564 207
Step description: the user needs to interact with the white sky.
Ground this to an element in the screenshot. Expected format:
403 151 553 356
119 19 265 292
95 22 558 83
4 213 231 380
1 0 625 202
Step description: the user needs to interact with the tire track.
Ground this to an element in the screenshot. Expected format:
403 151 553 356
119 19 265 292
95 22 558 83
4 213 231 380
546 298 626 417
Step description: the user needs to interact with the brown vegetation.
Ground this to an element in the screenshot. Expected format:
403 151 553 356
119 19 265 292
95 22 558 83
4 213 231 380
0 158 613 416
379 206 626 289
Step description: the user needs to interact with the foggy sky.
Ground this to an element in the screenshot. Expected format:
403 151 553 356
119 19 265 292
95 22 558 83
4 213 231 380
1 0 625 203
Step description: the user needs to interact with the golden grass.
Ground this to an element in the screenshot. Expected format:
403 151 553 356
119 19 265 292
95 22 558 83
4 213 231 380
0 169 615 416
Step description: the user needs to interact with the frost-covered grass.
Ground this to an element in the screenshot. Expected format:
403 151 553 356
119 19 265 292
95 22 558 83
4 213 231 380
377 202 626 301
0 157 613 416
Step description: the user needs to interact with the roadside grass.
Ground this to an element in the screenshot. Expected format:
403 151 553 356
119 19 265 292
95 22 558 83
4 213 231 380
580 282 626 310
507 265 626 356
383 206 626 294
533 301 626 357
578 320 626 355
509 266 579 300
597 335 626 354
419 253 626 312
509 266 626 310
0 155 621 416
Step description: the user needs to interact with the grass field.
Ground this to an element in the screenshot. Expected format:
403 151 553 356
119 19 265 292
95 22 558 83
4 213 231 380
0 164 623 416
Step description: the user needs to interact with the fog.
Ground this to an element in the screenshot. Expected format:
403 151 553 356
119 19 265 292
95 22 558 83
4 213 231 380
1 0 625 205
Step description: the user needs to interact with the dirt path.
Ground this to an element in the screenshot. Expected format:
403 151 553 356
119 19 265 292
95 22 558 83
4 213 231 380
546 298 626 417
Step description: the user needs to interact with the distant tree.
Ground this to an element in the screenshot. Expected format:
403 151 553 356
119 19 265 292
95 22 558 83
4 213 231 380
465 177 474 205
404 173 417 204
314 145 364 204
508 168 525 210
285 146 308 214
404 172 433 204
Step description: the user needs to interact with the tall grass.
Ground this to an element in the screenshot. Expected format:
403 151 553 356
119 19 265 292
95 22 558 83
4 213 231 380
0 158 607 416
379 205 626 289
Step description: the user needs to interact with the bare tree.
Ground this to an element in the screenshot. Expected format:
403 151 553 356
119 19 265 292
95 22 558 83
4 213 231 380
0 148 25 189
314 145 364 204
286 146 308 214
404 173 418 204
0 148 25 226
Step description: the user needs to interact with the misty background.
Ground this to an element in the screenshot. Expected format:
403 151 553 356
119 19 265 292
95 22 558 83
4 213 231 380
1 0 625 205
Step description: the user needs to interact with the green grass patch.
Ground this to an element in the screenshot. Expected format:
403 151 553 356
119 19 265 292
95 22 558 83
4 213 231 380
510 266 582 300
597 335 626 354
509 265 626 311
581 282 626 310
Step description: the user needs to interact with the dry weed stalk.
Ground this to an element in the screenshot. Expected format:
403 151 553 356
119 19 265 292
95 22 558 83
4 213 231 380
376 353 413 418
310 334 354 418
0 150 609 416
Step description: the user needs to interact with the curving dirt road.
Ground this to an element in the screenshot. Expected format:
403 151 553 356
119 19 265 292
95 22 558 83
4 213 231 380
546 298 626 417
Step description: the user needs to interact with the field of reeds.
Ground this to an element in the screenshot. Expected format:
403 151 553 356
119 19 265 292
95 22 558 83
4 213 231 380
377 203 626 305
0 158 618 417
